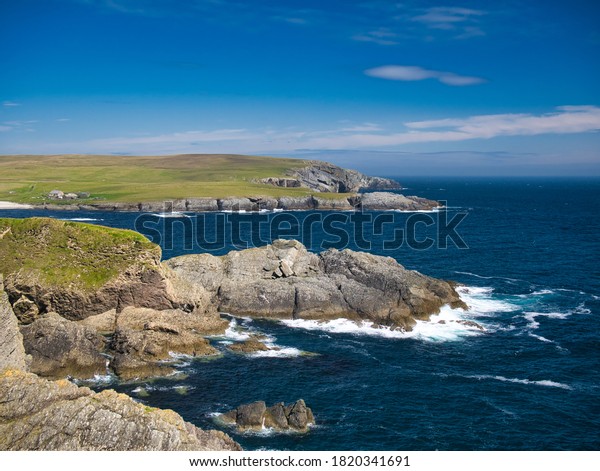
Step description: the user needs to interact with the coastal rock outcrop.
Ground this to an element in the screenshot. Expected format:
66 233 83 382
0 218 215 322
109 306 226 380
359 192 441 211
0 369 241 451
167 239 466 331
259 161 400 193
219 399 315 432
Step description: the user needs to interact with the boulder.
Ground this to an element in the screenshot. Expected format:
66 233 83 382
0 369 241 451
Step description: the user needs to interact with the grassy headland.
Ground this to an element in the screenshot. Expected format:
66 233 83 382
0 217 158 290
0 154 350 204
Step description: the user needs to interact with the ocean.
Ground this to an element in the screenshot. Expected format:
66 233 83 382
2 177 599 450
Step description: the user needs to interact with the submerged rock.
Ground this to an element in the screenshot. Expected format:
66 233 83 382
0 369 241 451
167 239 466 331
219 399 315 432
227 336 272 353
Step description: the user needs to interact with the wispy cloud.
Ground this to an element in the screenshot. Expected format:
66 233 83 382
2 101 21 107
364 65 485 86
411 7 485 30
353 28 398 45
56 118 71 122
23 106 600 154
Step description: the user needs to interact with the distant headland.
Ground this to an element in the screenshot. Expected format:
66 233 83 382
0 154 438 212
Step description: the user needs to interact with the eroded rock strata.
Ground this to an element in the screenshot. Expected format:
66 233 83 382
0 370 241 451
0 272 240 451
39 191 439 213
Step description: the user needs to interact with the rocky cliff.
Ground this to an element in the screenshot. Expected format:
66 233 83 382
0 275 30 372
167 239 466 331
0 370 240 451
0 218 228 380
0 217 213 322
39 191 440 212
259 161 401 193
0 270 240 451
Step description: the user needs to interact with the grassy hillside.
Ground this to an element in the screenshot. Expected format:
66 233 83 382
0 154 348 204
0 217 158 290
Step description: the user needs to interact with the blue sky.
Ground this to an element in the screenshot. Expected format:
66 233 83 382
1 0 599 175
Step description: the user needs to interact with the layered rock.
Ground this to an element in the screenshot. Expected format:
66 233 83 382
0 369 241 451
359 192 441 211
0 218 199 322
219 399 315 432
167 239 466 331
0 275 30 372
21 312 107 379
109 306 227 380
259 161 400 193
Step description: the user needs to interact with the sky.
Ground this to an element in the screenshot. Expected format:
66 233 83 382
1 0 599 176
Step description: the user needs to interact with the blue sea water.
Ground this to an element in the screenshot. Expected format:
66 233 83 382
2 177 599 450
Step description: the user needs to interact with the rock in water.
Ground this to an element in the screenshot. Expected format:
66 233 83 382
0 369 241 451
167 239 466 331
0 275 30 372
219 399 315 432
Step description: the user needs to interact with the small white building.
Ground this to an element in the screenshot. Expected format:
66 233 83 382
48 190 64 199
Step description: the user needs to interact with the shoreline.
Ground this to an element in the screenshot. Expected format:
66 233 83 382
0 192 440 213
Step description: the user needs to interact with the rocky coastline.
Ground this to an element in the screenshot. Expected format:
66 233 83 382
33 191 440 213
0 216 468 450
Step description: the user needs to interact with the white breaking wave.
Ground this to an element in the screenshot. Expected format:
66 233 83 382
523 311 570 330
466 374 572 390
222 318 252 341
456 286 519 315
249 346 304 358
281 309 484 343
152 212 189 218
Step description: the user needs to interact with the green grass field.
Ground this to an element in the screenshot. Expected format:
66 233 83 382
0 154 350 204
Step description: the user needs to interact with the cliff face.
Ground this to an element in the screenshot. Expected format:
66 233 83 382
167 239 466 331
0 268 240 451
0 275 30 372
259 160 401 193
0 218 213 322
0 370 241 451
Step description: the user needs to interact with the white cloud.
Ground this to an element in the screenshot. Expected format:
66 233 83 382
412 7 485 29
2 101 21 107
0 126 12 132
8 106 600 154
56 118 71 122
364 65 485 86
353 28 398 45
